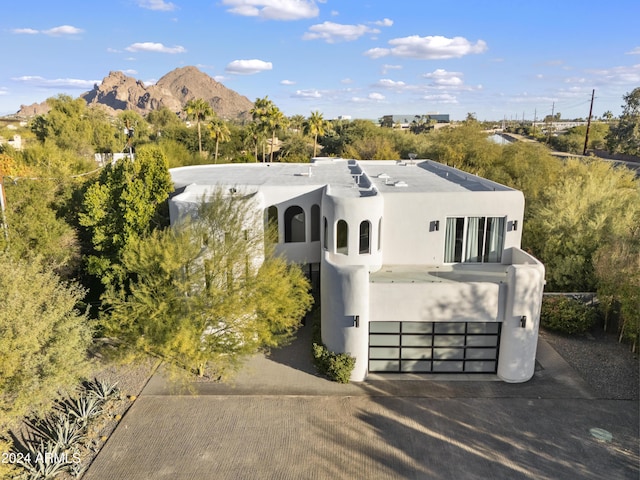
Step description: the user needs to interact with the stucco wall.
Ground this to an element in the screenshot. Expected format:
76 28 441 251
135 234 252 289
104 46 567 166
379 190 524 265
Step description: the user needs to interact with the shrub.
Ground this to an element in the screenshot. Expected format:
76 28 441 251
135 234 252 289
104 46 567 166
540 296 597 334
312 342 356 384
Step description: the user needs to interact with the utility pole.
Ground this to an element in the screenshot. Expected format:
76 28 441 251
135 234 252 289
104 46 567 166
583 89 595 156
547 102 555 144
0 175 8 245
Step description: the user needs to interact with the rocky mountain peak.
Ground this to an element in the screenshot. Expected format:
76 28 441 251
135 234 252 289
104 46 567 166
16 66 254 120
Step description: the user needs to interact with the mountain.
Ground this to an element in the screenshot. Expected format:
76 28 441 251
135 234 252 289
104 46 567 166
16 66 254 120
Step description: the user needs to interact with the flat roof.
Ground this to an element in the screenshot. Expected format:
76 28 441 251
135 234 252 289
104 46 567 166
169 158 514 198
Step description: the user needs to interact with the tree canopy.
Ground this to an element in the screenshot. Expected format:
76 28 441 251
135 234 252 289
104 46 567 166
79 144 173 288
606 87 640 156
102 191 313 377
0 254 92 430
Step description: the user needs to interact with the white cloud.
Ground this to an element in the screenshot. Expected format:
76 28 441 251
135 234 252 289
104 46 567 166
0 88 8 96
226 59 273 74
43 25 84 36
368 92 385 100
125 42 186 53
373 18 393 27
12 75 98 89
374 78 408 90
303 22 379 43
365 35 487 60
422 93 458 104
586 63 640 85
423 69 464 86
341 78 353 84
293 89 322 98
330 10 339 16
107 47 120 53
214 75 226 82
13 25 83 36
122 69 138 75
626 47 640 55
221 0 319 20
136 0 177 11
280 79 296 85
12 28 39 34
381 64 402 74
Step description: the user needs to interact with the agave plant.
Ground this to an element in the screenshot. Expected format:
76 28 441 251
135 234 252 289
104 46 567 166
65 395 103 427
84 378 120 402
27 413 86 451
16 439 71 479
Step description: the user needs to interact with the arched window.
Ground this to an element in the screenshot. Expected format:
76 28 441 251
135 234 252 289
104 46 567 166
336 220 348 255
323 216 328 250
284 206 305 243
378 217 382 251
265 206 278 242
311 204 320 241
359 221 371 254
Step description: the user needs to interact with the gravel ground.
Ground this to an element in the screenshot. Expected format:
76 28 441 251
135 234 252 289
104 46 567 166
540 326 639 400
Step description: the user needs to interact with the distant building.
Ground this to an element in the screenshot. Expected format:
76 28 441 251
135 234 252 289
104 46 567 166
381 114 450 129
0 134 22 151
169 158 545 383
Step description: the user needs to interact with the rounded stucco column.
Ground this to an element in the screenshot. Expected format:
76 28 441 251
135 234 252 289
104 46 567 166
497 263 545 383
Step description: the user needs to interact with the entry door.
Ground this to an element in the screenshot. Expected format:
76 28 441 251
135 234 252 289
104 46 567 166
368 321 500 373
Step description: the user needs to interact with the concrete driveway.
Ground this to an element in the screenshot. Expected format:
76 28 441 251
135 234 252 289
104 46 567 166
83 325 639 480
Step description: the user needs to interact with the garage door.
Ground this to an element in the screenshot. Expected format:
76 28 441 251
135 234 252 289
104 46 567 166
369 321 501 374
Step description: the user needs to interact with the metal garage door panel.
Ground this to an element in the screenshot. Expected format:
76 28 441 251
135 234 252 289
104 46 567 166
368 321 500 374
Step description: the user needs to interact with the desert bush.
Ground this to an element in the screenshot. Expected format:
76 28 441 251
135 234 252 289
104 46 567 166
312 343 356 384
540 296 597 334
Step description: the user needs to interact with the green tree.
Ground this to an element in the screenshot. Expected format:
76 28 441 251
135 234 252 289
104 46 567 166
0 254 92 431
79 145 173 288
304 111 330 157
184 98 213 156
0 179 81 278
526 159 639 291
606 87 640 156
102 191 313 377
425 123 501 177
208 116 231 163
266 103 288 162
594 220 640 350
29 94 116 157
251 96 273 162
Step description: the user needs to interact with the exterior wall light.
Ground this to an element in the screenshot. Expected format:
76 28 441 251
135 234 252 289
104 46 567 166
513 220 518 231
520 315 527 328
430 220 440 232
353 315 360 328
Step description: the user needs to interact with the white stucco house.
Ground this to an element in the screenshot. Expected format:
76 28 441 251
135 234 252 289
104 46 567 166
169 158 545 383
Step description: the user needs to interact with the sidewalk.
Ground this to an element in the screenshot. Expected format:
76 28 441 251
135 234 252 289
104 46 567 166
83 325 640 480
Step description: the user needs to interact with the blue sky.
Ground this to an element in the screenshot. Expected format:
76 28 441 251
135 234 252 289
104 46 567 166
1 0 638 121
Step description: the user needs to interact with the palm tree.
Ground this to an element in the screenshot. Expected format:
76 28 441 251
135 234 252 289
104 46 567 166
208 116 231 163
184 98 213 156
266 104 288 162
251 96 273 162
304 111 329 157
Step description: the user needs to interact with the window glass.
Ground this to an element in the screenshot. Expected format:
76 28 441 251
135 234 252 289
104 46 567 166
359 220 371 254
444 216 505 263
323 216 328 250
311 205 320 241
336 220 348 255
